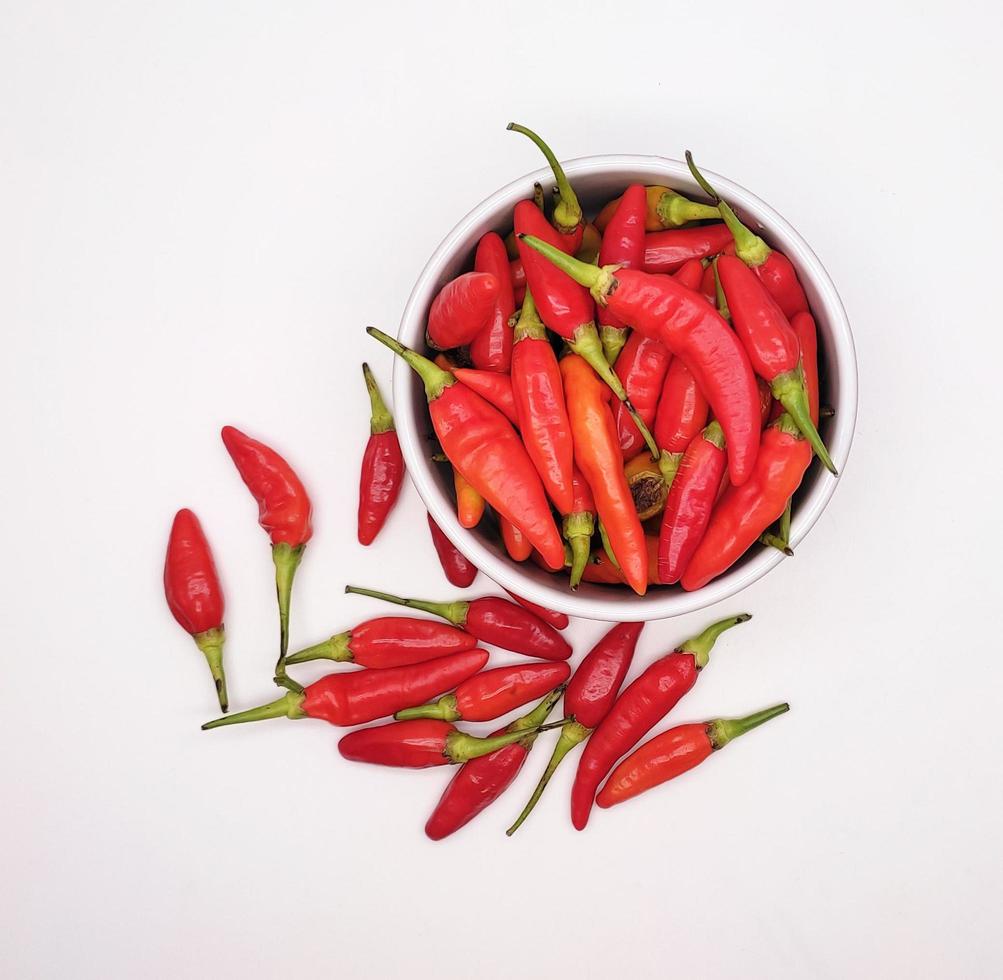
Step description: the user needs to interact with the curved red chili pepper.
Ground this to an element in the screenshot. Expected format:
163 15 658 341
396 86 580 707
469 232 516 372
427 513 478 588
570 614 750 830
503 590 569 630
368 327 565 570
500 516 533 561
653 357 710 486
642 224 734 274
164 508 228 712
426 271 501 351
673 257 705 292
612 330 672 461
358 363 404 546
345 586 572 661
452 368 519 426
564 466 596 590
597 183 648 363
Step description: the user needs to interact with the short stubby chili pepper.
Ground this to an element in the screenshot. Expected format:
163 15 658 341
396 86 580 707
201 648 489 731
613 330 672 460
452 368 519 426
469 232 516 372
454 468 485 528
642 224 734 275
503 590 569 630
358 363 404 547
500 516 533 561
367 327 565 570
506 622 643 835
597 183 648 363
511 290 575 514
164 508 228 712
682 414 813 590
221 425 312 692
427 513 478 588
654 357 710 487
284 616 477 668
673 256 706 292
519 237 760 487
345 585 573 661
624 452 667 521
657 420 727 584
570 614 750 830
426 271 501 351
582 536 660 587
564 465 596 590
597 703 789 810
396 661 570 723
716 255 836 473
560 354 648 596
595 185 722 233
426 686 564 840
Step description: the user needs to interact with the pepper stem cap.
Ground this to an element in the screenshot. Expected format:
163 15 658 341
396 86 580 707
273 542 305 693
771 368 837 474
201 690 306 730
285 631 352 665
193 626 228 713
708 703 790 749
507 123 582 234
680 613 752 669
366 326 454 402
395 694 460 723
362 362 395 434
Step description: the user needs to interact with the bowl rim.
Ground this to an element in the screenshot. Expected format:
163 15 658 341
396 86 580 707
394 153 858 621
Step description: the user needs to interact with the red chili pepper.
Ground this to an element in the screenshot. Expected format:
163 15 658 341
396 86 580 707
469 232 516 372
682 415 813 590
500 516 533 561
570 614 750 829
506 622 643 835
426 272 501 350
564 466 596 590
452 368 519 426
519 238 760 487
612 330 672 461
221 425 312 691
673 257 705 292
503 590 569 630
396 661 570 722
596 183 648 363
367 327 565 569
284 616 477 668
581 535 660 586
657 421 727 584
427 513 478 588
357 363 404 546
699 261 717 305
201 649 489 731
642 224 734 274
653 357 710 486
345 585 572 661
164 508 228 711
453 468 485 528
757 377 774 428
510 258 527 305
596 703 789 810
595 185 722 232
792 311 820 426
425 686 564 840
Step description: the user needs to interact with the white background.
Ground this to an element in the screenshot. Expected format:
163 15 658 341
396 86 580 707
2 1 1001 977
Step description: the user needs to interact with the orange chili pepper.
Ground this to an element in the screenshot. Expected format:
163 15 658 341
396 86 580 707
454 469 485 528
500 516 533 561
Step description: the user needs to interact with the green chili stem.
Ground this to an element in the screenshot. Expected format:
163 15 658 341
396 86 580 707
681 613 751 669
273 543 305 693
194 627 228 713
366 326 454 402
363 362 395 434
201 690 305 730
344 585 469 627
708 703 790 749
507 123 582 234
285 631 352 665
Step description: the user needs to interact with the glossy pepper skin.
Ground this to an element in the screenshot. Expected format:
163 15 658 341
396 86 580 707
285 616 477 667
164 508 228 712
345 586 572 661
470 232 516 372
792 311 820 426
673 257 706 292
201 649 489 731
452 368 519 426
682 415 813 591
500 516 532 561
367 327 565 570
560 354 648 596
595 185 722 232
510 258 527 305
570 614 750 830
427 513 478 588
564 466 596 589
642 224 734 274
582 535 660 587
612 330 672 461
506 622 644 835
654 354 711 490
426 272 501 351
454 468 485 528
396 661 570 722
597 703 789 809
504 590 569 630
358 363 404 546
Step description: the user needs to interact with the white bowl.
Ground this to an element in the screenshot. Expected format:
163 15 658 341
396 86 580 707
393 155 857 621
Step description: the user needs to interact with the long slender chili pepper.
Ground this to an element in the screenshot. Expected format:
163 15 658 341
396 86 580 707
426 687 564 840
597 183 648 363
470 232 516 372
500 516 533 561
653 357 710 487
624 452 667 520
582 536 660 587
201 649 488 730
613 330 672 460
164 508 228 711
358 364 404 546
426 271 501 350
345 585 572 661
285 616 477 667
519 236 760 487
506 622 643 835
682 415 813 590
596 185 722 232
396 661 570 722
564 466 596 590
452 368 519 426
657 421 727 584
570 614 750 829
367 327 565 569
221 425 312 692
597 703 789 809
560 354 648 596
454 468 485 528
642 224 734 275
503 590 569 630
427 513 478 588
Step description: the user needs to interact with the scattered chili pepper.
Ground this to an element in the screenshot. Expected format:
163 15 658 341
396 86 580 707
427 513 478 588
506 622 643 835
358 363 404 547
164 508 228 711
426 271 501 351
564 466 596 590
201 649 489 730
503 590 569 630
653 357 710 487
452 367 519 426
367 327 565 569
345 585 573 661
597 703 789 809
470 232 516 372
612 330 672 460
673 257 706 292
624 451 667 521
642 224 734 274
454 468 485 528
500 516 533 561
221 425 312 692
582 535 660 586
570 614 750 829
596 185 722 232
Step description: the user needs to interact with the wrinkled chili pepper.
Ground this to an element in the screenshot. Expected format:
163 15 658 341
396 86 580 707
596 185 722 232
582 535 660 587
164 508 228 711
624 452 667 521
653 357 710 487
519 237 760 487
597 703 789 809
221 425 312 692
500 516 532 561
564 466 596 590
358 363 404 547
452 368 519 426
454 468 485 528
470 232 516 372
560 354 648 596
642 224 734 274
367 327 565 569
682 415 813 590
503 590 569 630
396 661 570 722
426 271 501 351
571 614 750 829
345 585 572 661
613 330 672 460
201 649 488 731
506 622 643 835
427 513 478 588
